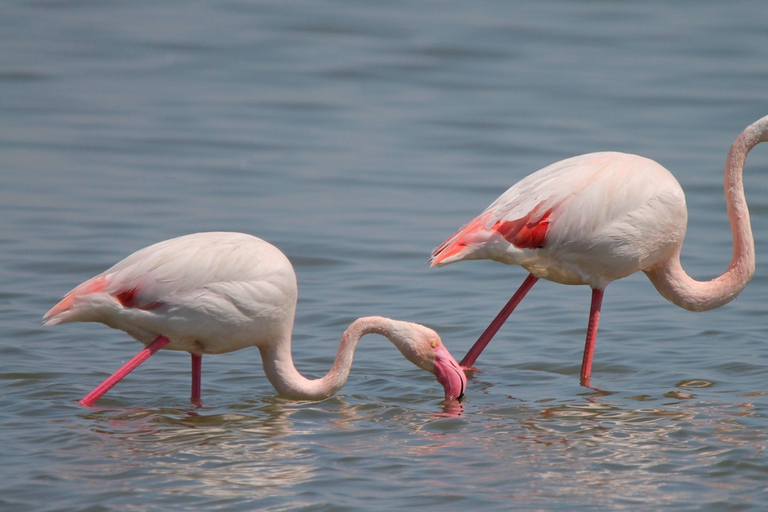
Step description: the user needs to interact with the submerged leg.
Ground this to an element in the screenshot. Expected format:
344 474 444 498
580 288 604 387
80 335 171 407
191 354 202 406
460 273 539 368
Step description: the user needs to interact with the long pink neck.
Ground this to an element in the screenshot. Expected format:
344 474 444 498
257 316 413 400
645 115 768 311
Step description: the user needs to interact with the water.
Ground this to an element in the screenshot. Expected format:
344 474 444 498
3 1 768 510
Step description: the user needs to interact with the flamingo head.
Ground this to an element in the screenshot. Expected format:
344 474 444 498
383 319 467 401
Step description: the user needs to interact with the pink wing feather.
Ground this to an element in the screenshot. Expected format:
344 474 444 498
430 152 684 271
43 232 294 327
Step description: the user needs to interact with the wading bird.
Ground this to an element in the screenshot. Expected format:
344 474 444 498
45 232 466 405
431 115 768 386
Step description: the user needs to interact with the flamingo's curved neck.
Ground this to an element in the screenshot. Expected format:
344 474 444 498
257 317 409 400
645 115 768 311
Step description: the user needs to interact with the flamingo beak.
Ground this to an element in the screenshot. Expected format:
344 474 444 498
432 343 467 401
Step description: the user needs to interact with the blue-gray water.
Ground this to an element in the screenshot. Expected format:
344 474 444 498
3 1 768 510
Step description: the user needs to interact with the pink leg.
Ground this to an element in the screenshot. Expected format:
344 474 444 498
191 354 202 406
461 273 539 368
580 288 604 387
80 335 171 407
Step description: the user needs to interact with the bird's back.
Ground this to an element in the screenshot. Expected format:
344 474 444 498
432 152 688 288
44 232 299 353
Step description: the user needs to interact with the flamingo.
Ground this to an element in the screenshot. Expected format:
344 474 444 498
431 114 768 386
44 232 466 406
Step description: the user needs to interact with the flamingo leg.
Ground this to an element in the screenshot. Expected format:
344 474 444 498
191 354 202 406
580 288 604 387
80 335 171 407
460 273 539 368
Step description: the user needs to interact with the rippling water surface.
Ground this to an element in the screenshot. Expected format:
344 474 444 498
3 1 768 510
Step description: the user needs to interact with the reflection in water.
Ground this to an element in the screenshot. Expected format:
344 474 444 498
31 382 768 510
453 388 768 507
58 396 465 505
69 402 317 502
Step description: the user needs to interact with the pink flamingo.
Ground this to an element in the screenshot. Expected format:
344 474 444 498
44 232 466 406
431 115 768 386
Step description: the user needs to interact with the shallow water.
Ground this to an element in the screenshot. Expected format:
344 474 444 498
3 1 768 510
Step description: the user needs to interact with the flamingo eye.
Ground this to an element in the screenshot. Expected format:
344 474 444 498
430 341 438 348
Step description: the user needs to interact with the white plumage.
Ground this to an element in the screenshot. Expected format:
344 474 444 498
45 233 467 405
432 115 768 386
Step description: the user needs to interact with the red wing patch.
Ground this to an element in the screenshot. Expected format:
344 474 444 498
45 275 163 321
114 288 164 311
431 212 494 265
491 208 552 249
431 206 552 265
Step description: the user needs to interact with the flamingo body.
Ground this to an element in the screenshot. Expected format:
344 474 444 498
46 232 296 355
45 232 467 405
432 152 687 289
431 115 768 385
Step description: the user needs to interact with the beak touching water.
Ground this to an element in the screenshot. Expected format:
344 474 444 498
432 343 467 401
